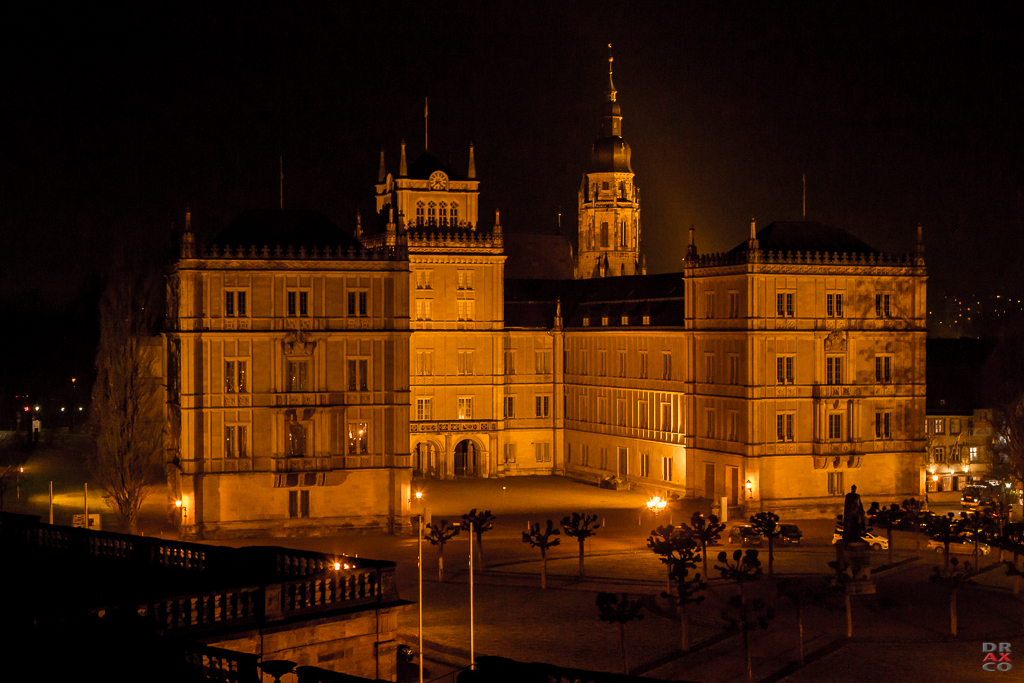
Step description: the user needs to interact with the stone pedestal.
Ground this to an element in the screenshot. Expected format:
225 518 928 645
836 540 876 595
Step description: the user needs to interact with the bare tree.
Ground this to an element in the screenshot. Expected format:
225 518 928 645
88 251 164 534
522 519 560 589
461 509 496 571
748 511 782 578
684 511 725 583
561 512 599 577
424 519 460 581
647 525 707 653
596 592 644 674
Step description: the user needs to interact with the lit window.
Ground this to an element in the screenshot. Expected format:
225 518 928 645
225 360 248 393
225 424 248 458
287 360 309 392
347 422 368 454
457 397 473 420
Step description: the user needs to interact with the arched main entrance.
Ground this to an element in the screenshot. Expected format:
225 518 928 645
413 442 439 478
454 439 478 477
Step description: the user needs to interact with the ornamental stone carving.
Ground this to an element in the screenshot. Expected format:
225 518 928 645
824 330 847 354
283 329 317 355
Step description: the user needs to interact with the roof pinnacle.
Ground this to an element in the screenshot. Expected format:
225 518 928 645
606 43 617 102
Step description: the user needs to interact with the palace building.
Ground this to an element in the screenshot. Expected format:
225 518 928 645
165 55 927 537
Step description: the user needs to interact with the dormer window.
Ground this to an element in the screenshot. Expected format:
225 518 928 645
601 316 609 326
583 317 590 326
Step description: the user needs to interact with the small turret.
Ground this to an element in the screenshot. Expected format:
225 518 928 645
685 225 697 262
378 148 386 183
468 143 476 179
399 140 408 178
181 209 195 258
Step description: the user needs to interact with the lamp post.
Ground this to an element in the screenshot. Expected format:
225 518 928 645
414 491 424 683
647 496 670 594
175 499 188 527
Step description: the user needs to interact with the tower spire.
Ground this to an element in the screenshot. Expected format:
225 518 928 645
378 148 386 183
467 143 476 179
606 43 616 102
399 139 408 177
424 97 429 151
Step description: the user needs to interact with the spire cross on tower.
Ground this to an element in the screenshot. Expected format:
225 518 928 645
606 43 616 102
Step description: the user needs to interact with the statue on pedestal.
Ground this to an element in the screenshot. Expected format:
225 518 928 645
842 485 867 543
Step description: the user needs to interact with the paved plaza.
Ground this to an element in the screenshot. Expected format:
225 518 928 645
10 441 1024 682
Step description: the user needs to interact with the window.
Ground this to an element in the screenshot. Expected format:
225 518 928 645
619 222 627 248
415 270 433 289
776 413 794 442
598 397 608 424
287 416 307 456
728 354 739 385
451 203 459 226
827 293 843 318
457 300 474 321
416 398 432 421
661 403 672 431
458 350 474 376
638 401 649 429
705 292 715 318
600 448 608 470
504 348 516 375
457 270 474 290
580 349 589 375
581 444 590 467
968 446 979 462
348 422 368 454
729 292 739 318
950 446 962 464
875 355 892 383
931 418 945 434
706 408 716 438
617 398 626 426
287 290 309 317
875 411 891 439
415 350 434 376
415 299 433 321
457 397 473 420
348 291 368 317
662 352 672 380
535 350 551 374
225 290 247 317
599 350 607 376
347 359 369 391
225 360 248 393
640 352 649 379
416 202 425 226
288 490 310 518
777 292 794 317
642 315 650 325
728 410 739 441
828 471 844 496
601 222 609 247
662 457 673 482
504 396 515 419
619 350 627 377
578 396 588 422
427 202 436 225
535 442 552 463
439 202 448 226
967 419 975 436
535 395 550 418
777 356 794 384
640 453 650 477
826 356 843 385
875 293 891 317
601 316 609 326
705 354 715 383
287 360 309 392
828 413 843 440
621 315 629 326
950 418 962 435
933 446 946 463
225 424 248 458
504 443 517 463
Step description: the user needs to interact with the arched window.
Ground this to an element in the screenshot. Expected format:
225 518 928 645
619 181 625 198
416 202 424 227
620 222 627 247
601 222 609 247
450 202 459 226
439 202 447 227
427 202 437 226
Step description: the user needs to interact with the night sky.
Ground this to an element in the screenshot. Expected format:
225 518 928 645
2 2 1022 405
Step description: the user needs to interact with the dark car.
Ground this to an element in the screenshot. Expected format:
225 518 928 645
728 524 763 547
961 485 995 508
776 523 803 544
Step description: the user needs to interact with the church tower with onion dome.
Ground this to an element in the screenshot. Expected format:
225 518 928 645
575 46 643 279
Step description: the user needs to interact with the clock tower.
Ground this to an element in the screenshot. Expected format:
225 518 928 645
575 48 643 279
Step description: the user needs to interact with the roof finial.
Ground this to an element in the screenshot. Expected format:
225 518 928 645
424 97 429 151
399 139 408 177
378 148 386 183
750 217 756 241
468 142 476 179
685 224 697 262
606 43 617 102
182 209 195 258
355 211 363 239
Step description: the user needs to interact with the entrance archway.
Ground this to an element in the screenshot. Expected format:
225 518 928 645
413 442 439 478
454 439 478 477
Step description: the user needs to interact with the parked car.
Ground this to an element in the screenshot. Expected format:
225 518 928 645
927 537 991 556
831 528 889 551
728 524 763 547
776 523 803 544
961 485 995 508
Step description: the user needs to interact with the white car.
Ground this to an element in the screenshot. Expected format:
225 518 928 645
927 538 991 556
831 529 889 551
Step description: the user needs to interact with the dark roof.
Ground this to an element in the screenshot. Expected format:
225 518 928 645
926 338 996 413
504 272 685 329
210 209 362 250
589 136 633 173
729 221 880 256
504 234 575 280
407 153 463 181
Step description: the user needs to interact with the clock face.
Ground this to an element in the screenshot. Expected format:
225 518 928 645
429 171 448 191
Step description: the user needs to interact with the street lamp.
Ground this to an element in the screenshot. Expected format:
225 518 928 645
646 496 667 521
416 492 425 683
175 499 188 526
